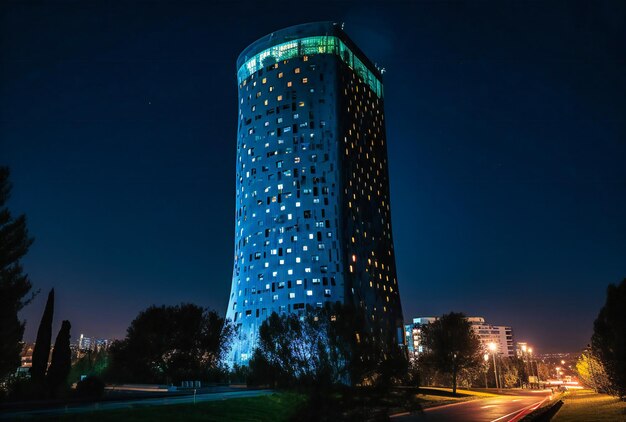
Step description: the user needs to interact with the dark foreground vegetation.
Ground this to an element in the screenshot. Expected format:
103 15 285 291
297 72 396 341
35 393 305 422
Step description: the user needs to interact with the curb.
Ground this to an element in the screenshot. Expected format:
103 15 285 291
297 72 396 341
520 397 564 421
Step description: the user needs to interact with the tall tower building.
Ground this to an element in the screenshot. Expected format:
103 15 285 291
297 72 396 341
226 22 403 366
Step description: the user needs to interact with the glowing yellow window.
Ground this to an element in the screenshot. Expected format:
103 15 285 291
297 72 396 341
295 68 301 74
264 100 268 106
302 77 308 84
278 72 283 78
277 95 283 101
269 86 274 92
298 101 305 107
287 81 292 87
262 78 267 84
303 55 309 62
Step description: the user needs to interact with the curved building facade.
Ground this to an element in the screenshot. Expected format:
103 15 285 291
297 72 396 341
226 22 403 366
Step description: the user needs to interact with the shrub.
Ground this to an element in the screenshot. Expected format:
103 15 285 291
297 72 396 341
75 376 105 399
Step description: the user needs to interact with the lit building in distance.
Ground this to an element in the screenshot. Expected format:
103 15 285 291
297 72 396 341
16 343 34 376
468 317 515 357
405 316 515 358
77 334 111 352
226 22 404 366
404 317 436 358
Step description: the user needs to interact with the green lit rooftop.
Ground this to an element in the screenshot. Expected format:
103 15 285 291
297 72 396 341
236 23 384 98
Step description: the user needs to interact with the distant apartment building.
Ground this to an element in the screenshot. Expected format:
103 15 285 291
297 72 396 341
468 317 515 357
77 334 111 351
19 342 34 368
404 317 436 358
405 316 515 358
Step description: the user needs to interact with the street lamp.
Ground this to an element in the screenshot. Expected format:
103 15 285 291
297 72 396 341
489 342 499 389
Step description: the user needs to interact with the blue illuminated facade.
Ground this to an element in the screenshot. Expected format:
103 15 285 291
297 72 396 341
226 22 404 367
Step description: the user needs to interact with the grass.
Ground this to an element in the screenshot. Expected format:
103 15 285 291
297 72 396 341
37 392 306 422
27 387 506 421
412 387 501 409
552 389 626 422
421 387 501 398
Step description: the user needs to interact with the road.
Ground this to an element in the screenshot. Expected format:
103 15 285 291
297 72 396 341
0 388 273 419
392 390 552 422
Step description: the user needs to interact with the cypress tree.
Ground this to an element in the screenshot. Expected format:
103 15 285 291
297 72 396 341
0 166 35 381
31 289 54 381
47 320 72 394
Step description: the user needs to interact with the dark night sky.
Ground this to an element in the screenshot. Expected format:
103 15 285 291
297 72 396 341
2 1 625 353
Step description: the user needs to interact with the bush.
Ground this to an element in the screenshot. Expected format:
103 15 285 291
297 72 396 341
75 376 105 399
4 377 45 401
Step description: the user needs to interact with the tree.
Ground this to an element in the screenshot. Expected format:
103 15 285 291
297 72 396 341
46 320 72 396
536 362 550 383
591 278 626 398
0 167 35 381
418 312 483 394
576 348 612 394
253 309 341 388
498 357 521 388
31 289 54 382
249 303 407 389
106 304 231 384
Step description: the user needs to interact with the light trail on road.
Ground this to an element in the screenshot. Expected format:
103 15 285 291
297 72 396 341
393 390 552 421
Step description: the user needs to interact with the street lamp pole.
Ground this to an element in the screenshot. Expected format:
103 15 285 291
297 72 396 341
483 353 489 388
489 342 499 389
529 348 534 388
492 352 499 389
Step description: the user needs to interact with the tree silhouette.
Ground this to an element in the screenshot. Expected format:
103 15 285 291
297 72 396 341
31 289 54 382
107 304 231 384
249 303 406 389
592 278 626 398
47 320 72 395
0 166 35 381
418 312 483 395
